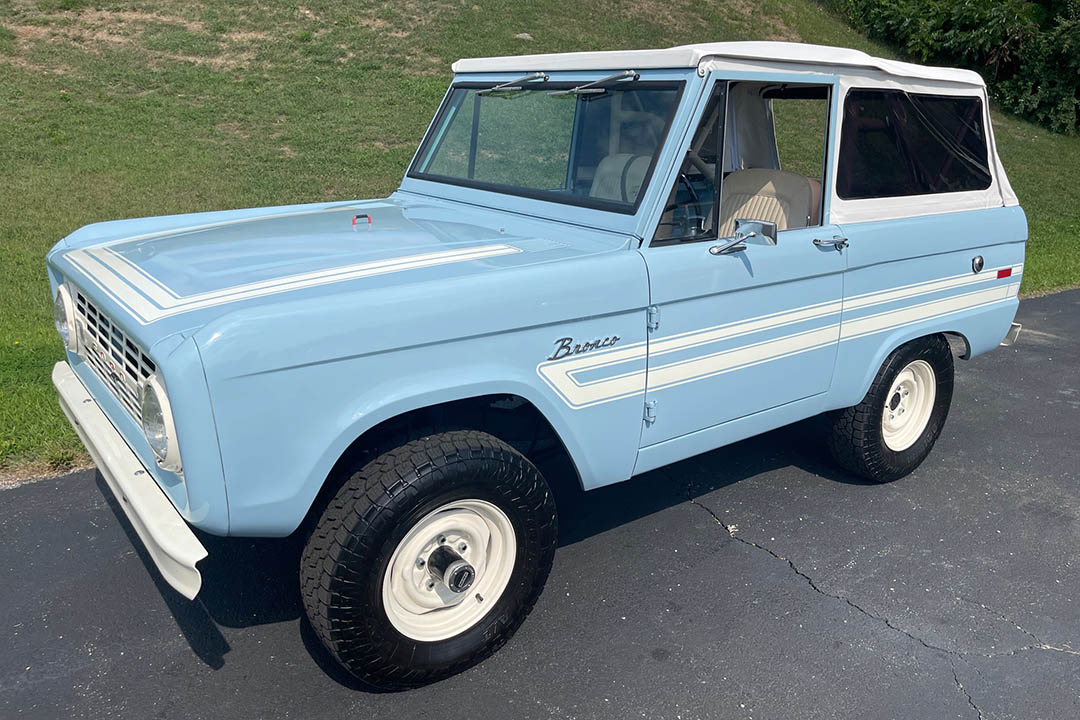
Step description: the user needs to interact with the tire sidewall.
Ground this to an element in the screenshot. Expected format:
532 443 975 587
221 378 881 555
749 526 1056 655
869 337 954 479
326 441 556 678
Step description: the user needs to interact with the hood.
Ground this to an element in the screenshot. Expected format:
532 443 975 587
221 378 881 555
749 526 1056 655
53 195 629 335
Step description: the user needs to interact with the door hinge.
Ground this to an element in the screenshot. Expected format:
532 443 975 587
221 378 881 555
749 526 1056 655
647 305 660 332
644 399 657 425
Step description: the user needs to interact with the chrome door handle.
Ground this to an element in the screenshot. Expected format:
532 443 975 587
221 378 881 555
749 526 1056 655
813 236 848 251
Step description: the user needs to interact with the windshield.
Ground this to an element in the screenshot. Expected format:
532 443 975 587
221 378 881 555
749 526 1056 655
409 81 683 213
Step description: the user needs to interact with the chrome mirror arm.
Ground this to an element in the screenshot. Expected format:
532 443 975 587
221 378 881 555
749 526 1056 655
708 218 778 256
709 235 749 255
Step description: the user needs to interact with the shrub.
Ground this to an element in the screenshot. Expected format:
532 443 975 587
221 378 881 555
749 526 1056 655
831 0 1080 134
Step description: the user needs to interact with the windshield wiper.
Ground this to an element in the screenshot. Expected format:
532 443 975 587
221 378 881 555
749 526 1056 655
548 69 639 96
477 71 549 95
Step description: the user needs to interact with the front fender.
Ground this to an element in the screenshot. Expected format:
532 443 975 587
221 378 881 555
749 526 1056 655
196 250 649 536
305 373 589 521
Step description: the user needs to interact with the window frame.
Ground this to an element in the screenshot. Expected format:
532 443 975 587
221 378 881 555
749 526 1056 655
760 82 833 233
769 83 833 208
835 88 993 201
406 80 687 215
649 81 728 246
650 80 834 248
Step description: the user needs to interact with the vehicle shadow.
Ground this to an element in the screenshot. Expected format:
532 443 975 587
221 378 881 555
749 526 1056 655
544 416 870 547
97 416 864 679
95 475 234 669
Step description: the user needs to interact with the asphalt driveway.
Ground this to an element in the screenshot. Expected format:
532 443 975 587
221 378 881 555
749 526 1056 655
3 290 1078 720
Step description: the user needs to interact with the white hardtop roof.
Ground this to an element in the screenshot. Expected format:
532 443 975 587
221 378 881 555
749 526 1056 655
452 41 985 87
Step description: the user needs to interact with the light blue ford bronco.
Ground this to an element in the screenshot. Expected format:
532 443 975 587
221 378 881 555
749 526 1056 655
48 42 1025 688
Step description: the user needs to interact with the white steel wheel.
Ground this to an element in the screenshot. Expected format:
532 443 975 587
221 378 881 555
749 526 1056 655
881 359 936 452
382 499 516 642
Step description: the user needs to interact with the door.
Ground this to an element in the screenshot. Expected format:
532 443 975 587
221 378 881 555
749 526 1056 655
640 77 845 447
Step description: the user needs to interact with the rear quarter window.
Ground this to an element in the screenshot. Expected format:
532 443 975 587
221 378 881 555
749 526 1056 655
837 89 992 200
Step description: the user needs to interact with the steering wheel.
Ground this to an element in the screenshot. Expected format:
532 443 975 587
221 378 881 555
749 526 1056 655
661 172 705 236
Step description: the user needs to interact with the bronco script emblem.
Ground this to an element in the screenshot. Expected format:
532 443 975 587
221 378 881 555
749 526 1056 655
547 335 620 361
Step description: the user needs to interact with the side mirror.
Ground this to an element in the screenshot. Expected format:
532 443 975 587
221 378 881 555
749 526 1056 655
734 218 778 246
708 218 779 256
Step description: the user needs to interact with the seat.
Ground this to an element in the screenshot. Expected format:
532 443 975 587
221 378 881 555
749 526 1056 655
589 108 665 204
589 153 652 203
807 177 822 226
716 168 815 238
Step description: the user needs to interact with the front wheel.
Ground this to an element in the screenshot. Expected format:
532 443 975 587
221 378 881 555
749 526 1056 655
827 334 954 483
300 430 558 689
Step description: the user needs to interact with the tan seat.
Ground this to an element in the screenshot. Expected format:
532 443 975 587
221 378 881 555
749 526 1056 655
716 168 815 237
807 177 822 226
590 153 652 203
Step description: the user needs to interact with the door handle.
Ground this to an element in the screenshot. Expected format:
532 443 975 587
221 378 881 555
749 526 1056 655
813 236 848 251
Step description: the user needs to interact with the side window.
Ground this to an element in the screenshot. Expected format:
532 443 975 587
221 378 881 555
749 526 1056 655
653 86 725 244
772 94 828 180
837 89 992 200
715 85 830 237
653 82 831 246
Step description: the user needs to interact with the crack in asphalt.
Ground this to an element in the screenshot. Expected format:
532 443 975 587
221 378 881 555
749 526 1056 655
687 489 1080 660
684 488 998 720
685 492 958 658
960 595 1045 646
959 595 1080 657
690 483 1080 719
687 480 1080 718
952 666 985 720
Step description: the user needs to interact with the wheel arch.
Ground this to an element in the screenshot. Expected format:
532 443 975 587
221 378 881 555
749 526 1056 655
830 327 959 411
943 330 972 360
296 385 585 537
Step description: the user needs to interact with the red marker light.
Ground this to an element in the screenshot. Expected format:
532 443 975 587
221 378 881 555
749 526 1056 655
997 268 1012 279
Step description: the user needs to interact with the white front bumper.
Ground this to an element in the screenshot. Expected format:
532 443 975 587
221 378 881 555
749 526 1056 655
52 361 207 599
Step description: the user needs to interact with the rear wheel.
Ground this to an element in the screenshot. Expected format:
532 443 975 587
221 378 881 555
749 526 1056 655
827 335 954 482
300 430 557 689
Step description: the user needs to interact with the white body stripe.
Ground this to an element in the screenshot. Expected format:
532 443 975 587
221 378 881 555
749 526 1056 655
844 263 1022 311
647 324 840 391
840 282 1019 341
650 299 843 358
538 266 1021 408
66 244 523 325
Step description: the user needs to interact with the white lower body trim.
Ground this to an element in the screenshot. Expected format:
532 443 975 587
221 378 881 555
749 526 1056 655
52 362 207 599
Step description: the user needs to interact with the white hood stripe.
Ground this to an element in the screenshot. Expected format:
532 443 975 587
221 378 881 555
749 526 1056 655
66 244 523 325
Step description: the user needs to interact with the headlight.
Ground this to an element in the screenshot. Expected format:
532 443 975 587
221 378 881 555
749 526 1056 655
139 374 182 473
54 284 77 352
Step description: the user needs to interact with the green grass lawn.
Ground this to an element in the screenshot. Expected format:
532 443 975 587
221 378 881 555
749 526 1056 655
2 0 1078 474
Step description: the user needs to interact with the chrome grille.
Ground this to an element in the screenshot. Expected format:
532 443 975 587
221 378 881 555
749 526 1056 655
73 289 155 423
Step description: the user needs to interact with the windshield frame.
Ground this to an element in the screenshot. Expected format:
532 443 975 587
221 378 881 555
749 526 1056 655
406 79 686 215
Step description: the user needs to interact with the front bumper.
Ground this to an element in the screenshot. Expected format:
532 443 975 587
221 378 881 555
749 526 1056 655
53 361 207 599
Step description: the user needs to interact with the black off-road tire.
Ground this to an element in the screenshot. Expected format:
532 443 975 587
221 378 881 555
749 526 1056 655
300 429 558 690
827 334 954 483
